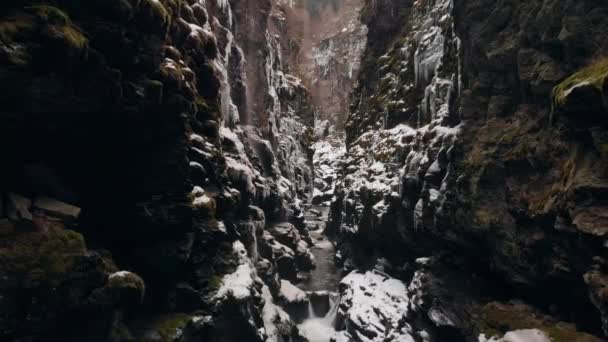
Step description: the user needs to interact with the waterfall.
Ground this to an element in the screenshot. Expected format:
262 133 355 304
298 294 339 342
307 301 315 318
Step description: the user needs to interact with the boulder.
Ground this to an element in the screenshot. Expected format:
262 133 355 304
278 280 308 322
32 197 81 221
107 271 146 305
269 222 302 249
295 240 315 271
336 270 417 342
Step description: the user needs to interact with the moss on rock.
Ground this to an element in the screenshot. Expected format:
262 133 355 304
0 223 88 288
0 4 88 59
147 313 192 341
474 302 603 342
552 57 608 110
108 270 146 303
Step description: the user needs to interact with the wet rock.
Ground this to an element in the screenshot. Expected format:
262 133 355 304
308 291 332 317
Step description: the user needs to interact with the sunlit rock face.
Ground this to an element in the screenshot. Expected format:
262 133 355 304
329 0 608 339
267 0 366 128
305 0 367 127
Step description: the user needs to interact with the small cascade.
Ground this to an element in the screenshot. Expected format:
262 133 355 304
298 295 339 342
291 204 343 342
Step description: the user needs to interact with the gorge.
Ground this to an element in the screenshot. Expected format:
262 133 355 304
1 0 608 341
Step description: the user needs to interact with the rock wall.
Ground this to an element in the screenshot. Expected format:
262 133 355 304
303 0 366 128
0 0 317 340
330 0 608 340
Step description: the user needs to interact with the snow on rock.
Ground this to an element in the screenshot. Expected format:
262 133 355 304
331 123 420 235
330 0 465 249
336 270 417 342
214 241 256 301
312 123 346 206
479 329 552 342
279 279 307 304
261 285 300 342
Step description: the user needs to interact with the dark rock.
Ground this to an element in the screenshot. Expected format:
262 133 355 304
308 291 332 317
487 95 514 118
585 270 608 336
278 280 308 322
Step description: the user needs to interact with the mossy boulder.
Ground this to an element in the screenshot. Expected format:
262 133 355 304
473 302 603 342
108 270 146 304
0 224 121 340
0 223 87 288
552 58 608 123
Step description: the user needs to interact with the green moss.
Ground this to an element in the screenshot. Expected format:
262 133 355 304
208 275 223 291
552 57 608 109
0 5 88 53
151 313 192 341
0 224 88 288
474 302 603 342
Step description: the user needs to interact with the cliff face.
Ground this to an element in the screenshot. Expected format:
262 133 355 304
330 0 608 340
3 0 608 341
303 0 366 128
0 0 317 340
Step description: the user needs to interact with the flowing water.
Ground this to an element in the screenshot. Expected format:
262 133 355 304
296 206 342 342
299 298 340 342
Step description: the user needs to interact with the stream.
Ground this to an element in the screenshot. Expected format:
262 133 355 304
296 206 342 342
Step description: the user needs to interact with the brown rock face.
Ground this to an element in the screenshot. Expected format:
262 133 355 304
329 0 608 339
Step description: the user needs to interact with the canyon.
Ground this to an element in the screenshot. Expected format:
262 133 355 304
1 0 608 341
